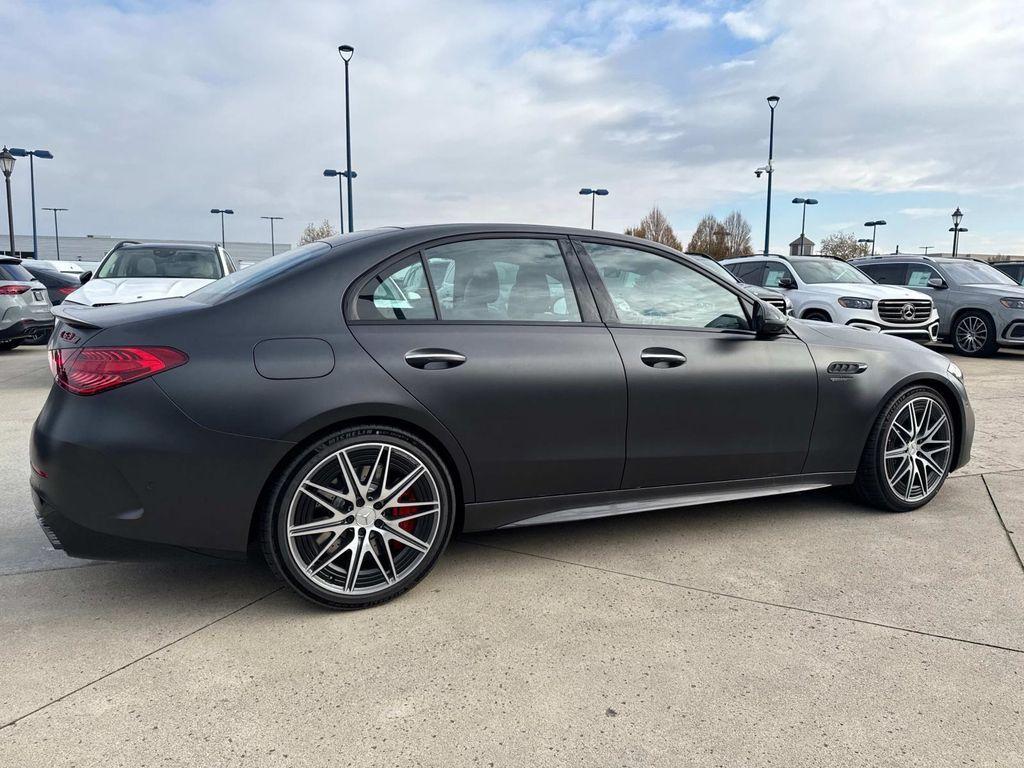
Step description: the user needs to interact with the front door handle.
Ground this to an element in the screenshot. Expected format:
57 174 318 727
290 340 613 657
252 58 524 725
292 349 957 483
404 348 467 370
640 347 687 369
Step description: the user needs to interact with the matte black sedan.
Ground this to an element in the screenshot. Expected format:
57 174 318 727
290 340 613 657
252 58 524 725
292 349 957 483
32 225 974 609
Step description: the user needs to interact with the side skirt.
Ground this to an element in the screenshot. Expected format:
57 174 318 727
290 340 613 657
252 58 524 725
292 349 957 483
462 472 856 532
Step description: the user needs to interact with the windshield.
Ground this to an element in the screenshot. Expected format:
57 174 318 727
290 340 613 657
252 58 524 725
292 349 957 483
791 259 873 284
692 256 738 284
97 248 224 280
942 261 1016 285
189 242 331 304
0 262 34 282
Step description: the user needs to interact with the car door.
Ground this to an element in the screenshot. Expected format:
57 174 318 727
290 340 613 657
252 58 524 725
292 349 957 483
904 263 954 335
574 239 817 489
347 235 626 503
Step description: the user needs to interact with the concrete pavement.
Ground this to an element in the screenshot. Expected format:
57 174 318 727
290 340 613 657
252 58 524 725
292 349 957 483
1 344 1022 766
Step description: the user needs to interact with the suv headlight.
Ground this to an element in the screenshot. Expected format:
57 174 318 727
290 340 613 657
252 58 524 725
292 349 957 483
999 297 1024 310
838 297 873 309
947 361 964 381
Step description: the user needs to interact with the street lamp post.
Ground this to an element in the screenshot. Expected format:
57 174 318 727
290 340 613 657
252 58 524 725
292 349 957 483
9 148 53 258
338 45 356 233
949 207 967 258
210 209 234 248
864 220 886 256
920 246 933 255
791 197 818 255
42 207 68 258
260 216 283 258
758 95 780 256
578 188 609 229
857 238 873 256
323 169 357 234
1 147 15 257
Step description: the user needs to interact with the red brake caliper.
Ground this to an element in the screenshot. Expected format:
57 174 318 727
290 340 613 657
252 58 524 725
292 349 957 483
389 488 418 551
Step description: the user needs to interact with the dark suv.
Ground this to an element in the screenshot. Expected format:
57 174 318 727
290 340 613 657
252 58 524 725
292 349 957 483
852 255 1024 356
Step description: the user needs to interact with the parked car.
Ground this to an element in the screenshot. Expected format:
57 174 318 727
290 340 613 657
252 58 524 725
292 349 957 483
34 225 973 610
852 255 1024 357
992 261 1024 286
0 258 53 351
68 243 236 307
688 252 792 314
20 261 82 306
29 260 90 275
723 254 938 341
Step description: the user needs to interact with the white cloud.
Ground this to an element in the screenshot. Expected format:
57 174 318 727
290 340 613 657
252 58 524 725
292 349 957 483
722 10 772 41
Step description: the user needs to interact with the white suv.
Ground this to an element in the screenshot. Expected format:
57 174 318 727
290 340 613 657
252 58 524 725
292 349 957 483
722 255 939 341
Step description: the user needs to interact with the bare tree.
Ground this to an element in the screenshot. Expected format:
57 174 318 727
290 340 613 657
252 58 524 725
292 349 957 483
686 213 729 260
819 231 869 261
624 205 683 250
298 219 338 246
722 210 752 257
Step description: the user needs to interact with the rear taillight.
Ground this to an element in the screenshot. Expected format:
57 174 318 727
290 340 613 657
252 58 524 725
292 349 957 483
0 285 30 295
49 346 188 396
58 286 77 295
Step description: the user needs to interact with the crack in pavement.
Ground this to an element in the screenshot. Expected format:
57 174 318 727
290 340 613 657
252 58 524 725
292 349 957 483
0 586 285 731
460 538 1024 656
981 473 1024 575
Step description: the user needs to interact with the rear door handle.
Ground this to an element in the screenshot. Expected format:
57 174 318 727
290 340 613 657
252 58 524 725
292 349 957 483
640 347 687 369
404 348 467 370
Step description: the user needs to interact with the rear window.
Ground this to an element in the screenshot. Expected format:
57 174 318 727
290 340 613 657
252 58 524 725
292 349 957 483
189 242 331 304
0 262 33 281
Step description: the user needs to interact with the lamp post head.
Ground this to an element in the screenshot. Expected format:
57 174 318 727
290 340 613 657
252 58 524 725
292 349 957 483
0 147 15 177
952 206 963 227
210 208 234 215
805 198 818 205
338 44 355 62
323 169 339 177
792 197 805 204
767 95 780 108
579 188 593 195
594 189 609 196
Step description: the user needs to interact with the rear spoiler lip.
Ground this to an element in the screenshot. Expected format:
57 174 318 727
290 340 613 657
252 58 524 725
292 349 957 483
52 304 104 330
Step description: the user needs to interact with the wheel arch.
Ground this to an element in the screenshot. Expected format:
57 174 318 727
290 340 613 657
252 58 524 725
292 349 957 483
801 306 834 322
950 305 994 330
247 407 475 549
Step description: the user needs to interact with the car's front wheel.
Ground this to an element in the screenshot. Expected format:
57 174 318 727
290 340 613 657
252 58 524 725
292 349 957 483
854 386 954 512
951 311 998 357
262 425 456 610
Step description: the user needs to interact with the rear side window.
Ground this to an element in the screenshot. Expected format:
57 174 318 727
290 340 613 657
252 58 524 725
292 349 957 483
0 262 33 281
423 238 581 323
355 255 437 320
861 263 907 285
763 262 795 288
727 260 764 285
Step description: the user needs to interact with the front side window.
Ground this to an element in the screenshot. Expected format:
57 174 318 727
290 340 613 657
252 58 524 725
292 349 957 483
97 248 225 280
585 243 749 331
424 238 580 323
790 259 873 285
355 255 437 320
906 264 941 287
763 262 796 288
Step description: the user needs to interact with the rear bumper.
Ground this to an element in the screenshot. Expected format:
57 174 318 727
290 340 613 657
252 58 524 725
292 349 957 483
0 317 53 343
29 379 293 560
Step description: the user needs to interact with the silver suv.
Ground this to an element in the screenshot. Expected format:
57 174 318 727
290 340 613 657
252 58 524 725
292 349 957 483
0 258 54 351
852 255 1024 357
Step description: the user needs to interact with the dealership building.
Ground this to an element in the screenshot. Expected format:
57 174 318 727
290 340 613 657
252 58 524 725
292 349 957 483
1 233 289 265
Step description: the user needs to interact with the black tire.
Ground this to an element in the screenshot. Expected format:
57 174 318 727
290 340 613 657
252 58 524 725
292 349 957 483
261 425 456 610
853 386 953 512
950 311 998 357
802 309 832 323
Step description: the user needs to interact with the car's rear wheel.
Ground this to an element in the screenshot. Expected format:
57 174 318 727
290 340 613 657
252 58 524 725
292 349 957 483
262 425 455 610
951 311 997 357
854 386 953 512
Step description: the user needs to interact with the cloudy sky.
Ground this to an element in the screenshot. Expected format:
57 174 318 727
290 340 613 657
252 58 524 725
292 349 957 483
3 0 1023 254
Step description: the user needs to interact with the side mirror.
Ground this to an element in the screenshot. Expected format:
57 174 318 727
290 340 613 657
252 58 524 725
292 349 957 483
777 276 797 290
79 271 92 284
753 301 789 338
927 277 947 289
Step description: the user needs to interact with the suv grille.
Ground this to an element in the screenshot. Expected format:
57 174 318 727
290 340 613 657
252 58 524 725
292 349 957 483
878 299 931 324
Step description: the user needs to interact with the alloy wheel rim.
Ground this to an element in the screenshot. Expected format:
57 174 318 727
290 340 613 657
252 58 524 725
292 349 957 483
955 316 987 352
286 442 441 595
883 397 952 503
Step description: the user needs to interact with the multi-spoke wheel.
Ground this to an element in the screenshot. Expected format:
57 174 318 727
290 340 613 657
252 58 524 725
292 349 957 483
951 311 997 357
854 386 954 511
263 426 455 609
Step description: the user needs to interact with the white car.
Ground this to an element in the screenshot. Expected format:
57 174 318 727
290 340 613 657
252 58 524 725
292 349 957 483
722 255 939 341
68 243 235 307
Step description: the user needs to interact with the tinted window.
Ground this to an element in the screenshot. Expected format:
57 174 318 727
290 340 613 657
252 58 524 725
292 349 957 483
790 259 873 284
585 243 749 331
22 265 78 288
97 248 224 280
424 238 580 323
906 264 941 287
0 262 34 282
355 255 436 320
763 262 795 288
728 260 764 285
859 263 907 285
